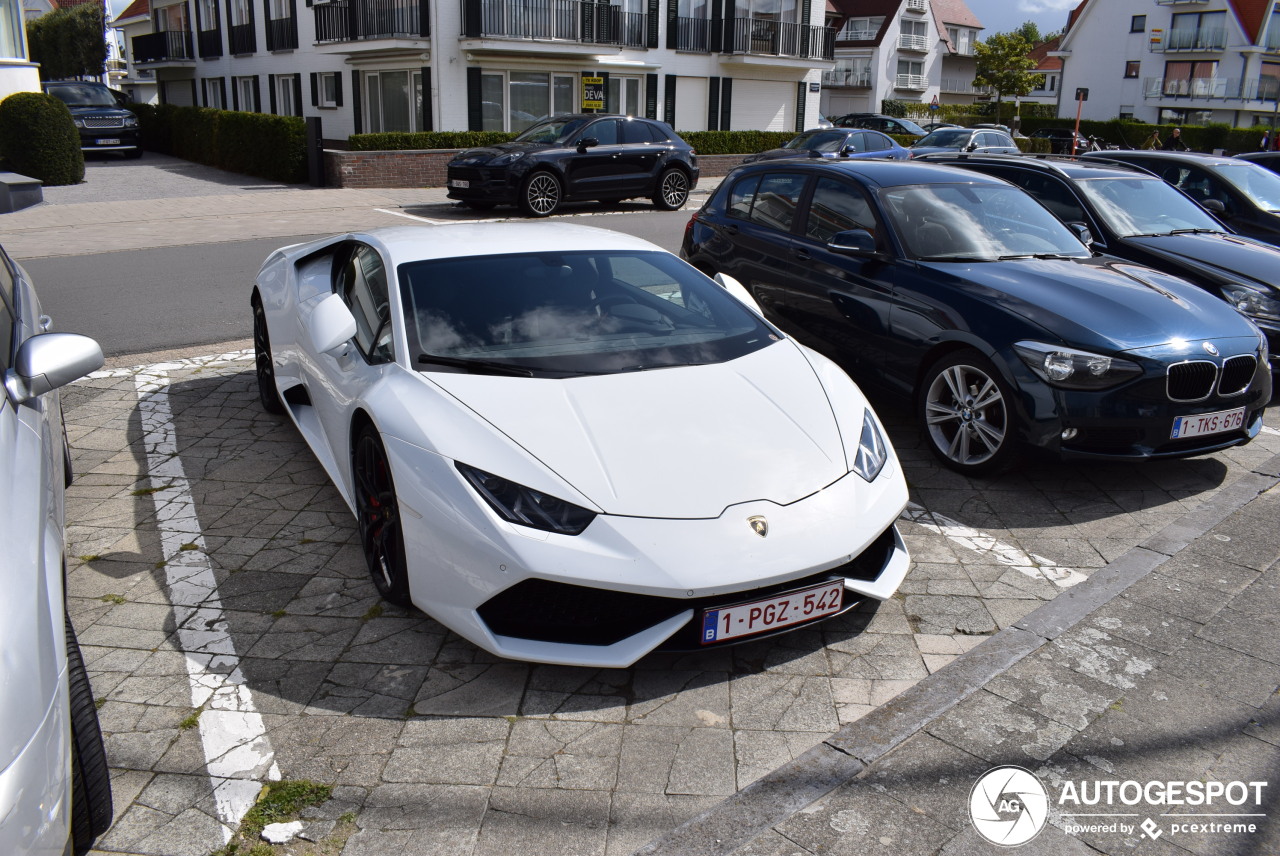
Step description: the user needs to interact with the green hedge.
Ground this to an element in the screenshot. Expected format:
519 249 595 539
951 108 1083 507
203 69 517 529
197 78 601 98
1014 118 1266 154
349 131 517 150
678 130 794 154
0 92 84 185
134 103 306 183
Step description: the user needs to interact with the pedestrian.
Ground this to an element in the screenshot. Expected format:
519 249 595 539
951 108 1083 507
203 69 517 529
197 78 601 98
1162 127 1190 151
1142 130 1161 150
1262 129 1272 151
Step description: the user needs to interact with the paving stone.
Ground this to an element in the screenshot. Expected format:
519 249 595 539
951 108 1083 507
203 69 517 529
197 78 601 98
902 595 998 636
473 787 610 856
925 689 1077 764
938 824 1104 856
771 784 955 855
1163 635 1280 708
1195 605 1280 665
665 726 737 796
984 651 1124 731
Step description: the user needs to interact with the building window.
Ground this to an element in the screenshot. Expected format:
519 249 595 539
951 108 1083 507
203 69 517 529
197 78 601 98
317 72 338 107
1163 60 1219 97
734 0 797 23
235 76 256 111
1169 11 1227 50
204 77 224 108
155 1 188 31
839 15 882 40
365 69 424 132
1125 61 1140 78
1131 15 1145 33
607 76 642 117
479 71 574 132
1 0 27 59
275 73 298 116
1119 106 1135 120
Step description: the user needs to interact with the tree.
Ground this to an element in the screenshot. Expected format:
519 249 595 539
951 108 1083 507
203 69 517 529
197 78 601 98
974 32 1043 125
27 1 107 81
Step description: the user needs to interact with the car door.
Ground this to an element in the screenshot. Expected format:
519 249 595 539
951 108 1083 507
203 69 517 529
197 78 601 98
857 131 897 159
980 132 1019 154
562 118 629 198
713 171 810 311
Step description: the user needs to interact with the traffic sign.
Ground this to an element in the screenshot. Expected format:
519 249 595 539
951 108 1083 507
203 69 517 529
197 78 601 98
930 95 939 111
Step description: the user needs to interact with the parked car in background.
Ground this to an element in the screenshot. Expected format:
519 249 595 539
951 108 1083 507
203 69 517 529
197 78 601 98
446 114 698 217
920 153 1280 374
743 129 911 163
831 113 928 137
1235 150 1280 175
681 160 1271 474
920 122 962 134
252 222 911 666
42 80 141 158
816 113 835 129
0 244 112 855
1028 127 1095 155
909 127 1020 156
1083 150 1280 247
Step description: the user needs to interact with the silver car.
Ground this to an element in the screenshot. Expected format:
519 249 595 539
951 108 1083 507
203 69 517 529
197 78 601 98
0 243 111 855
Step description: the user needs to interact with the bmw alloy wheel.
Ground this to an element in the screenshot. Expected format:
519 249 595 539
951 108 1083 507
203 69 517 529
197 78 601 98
921 352 1016 474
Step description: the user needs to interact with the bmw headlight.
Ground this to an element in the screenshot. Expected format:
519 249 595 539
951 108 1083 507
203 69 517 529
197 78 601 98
1013 341 1143 390
852 408 889 482
457 463 595 535
1219 283 1280 322
489 151 526 167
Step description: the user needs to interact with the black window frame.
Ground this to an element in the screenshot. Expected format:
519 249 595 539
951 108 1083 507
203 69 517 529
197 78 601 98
1124 61 1140 79
1130 15 1145 33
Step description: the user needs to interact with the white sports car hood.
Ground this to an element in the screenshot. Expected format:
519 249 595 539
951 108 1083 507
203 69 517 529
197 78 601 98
426 342 851 519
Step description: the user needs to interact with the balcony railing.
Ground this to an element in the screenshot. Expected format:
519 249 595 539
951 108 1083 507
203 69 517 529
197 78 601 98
894 73 927 90
316 0 430 41
267 15 299 49
837 26 876 41
1152 27 1226 51
132 30 193 62
905 0 925 11
229 21 256 53
675 15 709 51
897 32 929 51
940 77 988 94
1155 0 1208 4
1266 32 1280 52
1143 76 1280 101
822 69 871 87
459 0 641 46
725 17 834 59
197 27 222 57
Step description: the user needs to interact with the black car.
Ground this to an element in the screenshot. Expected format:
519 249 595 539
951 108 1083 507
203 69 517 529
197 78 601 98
1236 151 1280 175
1081 150 1280 247
680 159 1271 474
1027 127 1095 155
831 114 927 137
917 153 1280 374
41 81 141 158
446 114 698 217
742 129 911 163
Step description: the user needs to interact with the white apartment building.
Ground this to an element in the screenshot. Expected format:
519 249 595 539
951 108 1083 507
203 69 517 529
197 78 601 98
110 0 842 138
1056 0 1280 127
1 0 38 99
819 0 983 118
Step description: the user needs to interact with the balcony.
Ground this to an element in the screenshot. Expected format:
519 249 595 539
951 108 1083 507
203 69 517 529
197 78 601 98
904 0 925 11
1143 76 1280 101
132 30 194 63
674 15 709 51
197 27 222 57
940 77 988 94
267 14 299 50
822 69 871 87
229 21 256 53
1266 32 1280 52
724 17 834 59
316 0 430 42
1151 27 1226 51
459 0 643 47
836 26 876 41
894 73 927 90
897 32 929 51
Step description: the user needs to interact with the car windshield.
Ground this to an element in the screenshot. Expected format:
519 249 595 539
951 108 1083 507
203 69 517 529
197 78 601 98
513 117 588 145
783 131 850 152
879 183 1092 261
1075 176 1223 236
915 129 971 148
399 250 776 376
44 83 118 107
1210 161 1280 212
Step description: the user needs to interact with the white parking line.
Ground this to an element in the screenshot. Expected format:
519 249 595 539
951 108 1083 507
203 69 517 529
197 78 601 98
132 360 278 843
1264 425 1280 437
374 202 700 226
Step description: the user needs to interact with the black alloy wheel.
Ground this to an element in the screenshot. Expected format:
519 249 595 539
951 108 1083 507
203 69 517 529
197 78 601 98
252 299 285 414
67 614 113 855
653 168 690 210
353 425 412 607
920 350 1019 476
519 171 562 217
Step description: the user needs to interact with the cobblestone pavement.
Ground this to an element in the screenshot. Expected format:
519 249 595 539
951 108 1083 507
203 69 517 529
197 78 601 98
63 346 1280 856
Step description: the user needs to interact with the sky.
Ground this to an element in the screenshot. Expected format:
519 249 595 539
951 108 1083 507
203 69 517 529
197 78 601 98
964 0 1079 40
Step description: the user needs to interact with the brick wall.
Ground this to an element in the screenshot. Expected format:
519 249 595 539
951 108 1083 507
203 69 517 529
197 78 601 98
324 149 750 189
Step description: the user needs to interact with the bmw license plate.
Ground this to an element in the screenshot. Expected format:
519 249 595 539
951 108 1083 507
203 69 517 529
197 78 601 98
1171 406 1246 439
448 179 469 189
700 580 843 644
97 138 121 145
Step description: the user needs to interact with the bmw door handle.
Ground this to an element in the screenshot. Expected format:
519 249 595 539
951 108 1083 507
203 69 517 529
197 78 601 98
793 249 811 261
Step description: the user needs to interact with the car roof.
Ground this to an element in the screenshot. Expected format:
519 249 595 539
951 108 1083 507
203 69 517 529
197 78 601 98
1082 150 1241 168
730 158 1006 188
918 152 1152 180
347 222 665 263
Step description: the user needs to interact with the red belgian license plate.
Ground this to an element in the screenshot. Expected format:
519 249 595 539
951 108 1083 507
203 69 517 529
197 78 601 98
700 581 843 644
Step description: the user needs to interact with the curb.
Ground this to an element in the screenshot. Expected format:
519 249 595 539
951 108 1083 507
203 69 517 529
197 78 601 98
635 451 1280 856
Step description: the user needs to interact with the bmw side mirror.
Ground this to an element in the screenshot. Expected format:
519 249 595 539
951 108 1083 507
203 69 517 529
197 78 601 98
713 272 765 317
827 229 879 256
1201 198 1227 217
576 137 599 152
965 142 979 152
309 293 358 355
1068 222 1094 247
4 332 103 404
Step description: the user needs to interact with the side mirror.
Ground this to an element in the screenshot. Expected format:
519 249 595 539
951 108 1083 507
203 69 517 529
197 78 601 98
576 137 599 152
839 145 857 157
1201 198 1227 216
4 332 104 404
1068 222 1094 247
713 272 764 317
309 293 358 355
827 229 879 256
965 142 979 152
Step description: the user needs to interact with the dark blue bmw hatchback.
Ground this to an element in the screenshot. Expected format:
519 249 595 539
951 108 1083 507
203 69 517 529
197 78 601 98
681 159 1271 475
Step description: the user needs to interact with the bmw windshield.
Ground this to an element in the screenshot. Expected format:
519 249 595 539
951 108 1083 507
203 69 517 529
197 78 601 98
1075 176 1224 237
879 184 1092 261
1210 161 1280 213
399 251 777 376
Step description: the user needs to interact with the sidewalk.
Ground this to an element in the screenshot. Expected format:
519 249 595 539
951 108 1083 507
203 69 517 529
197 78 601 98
639 455 1280 856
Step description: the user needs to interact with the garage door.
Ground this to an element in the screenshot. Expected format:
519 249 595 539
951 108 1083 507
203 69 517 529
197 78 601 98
731 80 792 131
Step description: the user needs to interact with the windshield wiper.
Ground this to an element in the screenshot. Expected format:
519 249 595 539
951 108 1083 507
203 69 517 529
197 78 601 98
1168 228 1223 235
918 254 993 262
995 253 1077 260
417 354 533 377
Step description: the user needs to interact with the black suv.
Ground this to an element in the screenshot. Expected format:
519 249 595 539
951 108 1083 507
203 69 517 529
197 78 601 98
831 113 927 137
921 153 1280 373
446 114 699 217
42 81 141 158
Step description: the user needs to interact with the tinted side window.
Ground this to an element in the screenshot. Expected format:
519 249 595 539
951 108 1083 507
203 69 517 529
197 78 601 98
863 132 889 152
989 169 1089 224
728 175 762 219
0 258 14 373
805 178 877 243
623 120 653 144
588 119 620 145
336 245 393 363
747 174 807 232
